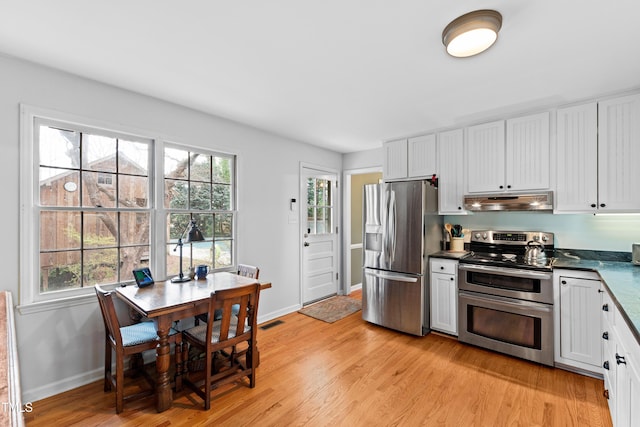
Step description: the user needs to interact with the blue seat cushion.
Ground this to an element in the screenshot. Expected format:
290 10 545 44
120 321 178 347
212 303 240 321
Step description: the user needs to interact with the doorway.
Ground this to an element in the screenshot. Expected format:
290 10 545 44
342 169 382 295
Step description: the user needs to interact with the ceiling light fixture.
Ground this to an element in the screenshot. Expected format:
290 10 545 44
442 9 502 58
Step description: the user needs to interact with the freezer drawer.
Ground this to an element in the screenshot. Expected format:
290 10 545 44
362 268 426 336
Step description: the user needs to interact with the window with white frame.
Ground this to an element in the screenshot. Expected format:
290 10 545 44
20 107 236 307
163 146 235 275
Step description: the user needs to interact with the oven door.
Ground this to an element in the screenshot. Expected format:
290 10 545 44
458 290 554 366
458 264 553 304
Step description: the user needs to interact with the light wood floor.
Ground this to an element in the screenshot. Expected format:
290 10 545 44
26 291 612 426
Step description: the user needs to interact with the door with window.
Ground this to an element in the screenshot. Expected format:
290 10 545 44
301 166 339 304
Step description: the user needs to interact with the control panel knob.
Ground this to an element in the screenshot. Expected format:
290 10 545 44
474 233 481 240
482 233 488 240
541 235 548 242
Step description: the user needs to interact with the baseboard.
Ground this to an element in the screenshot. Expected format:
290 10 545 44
258 304 300 325
24 367 103 403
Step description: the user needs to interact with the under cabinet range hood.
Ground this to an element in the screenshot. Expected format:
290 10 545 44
463 191 554 212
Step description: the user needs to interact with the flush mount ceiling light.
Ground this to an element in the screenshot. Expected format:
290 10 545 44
442 9 502 58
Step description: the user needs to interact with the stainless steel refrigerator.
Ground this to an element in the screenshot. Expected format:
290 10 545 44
362 180 442 336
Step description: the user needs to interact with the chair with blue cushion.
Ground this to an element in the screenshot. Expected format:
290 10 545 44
95 285 183 413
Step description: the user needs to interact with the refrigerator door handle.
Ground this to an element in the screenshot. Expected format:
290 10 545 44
364 270 418 283
387 189 396 263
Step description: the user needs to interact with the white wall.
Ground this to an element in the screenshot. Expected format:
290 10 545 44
0 54 342 402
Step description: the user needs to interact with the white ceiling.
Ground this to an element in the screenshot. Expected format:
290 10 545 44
2 1 640 153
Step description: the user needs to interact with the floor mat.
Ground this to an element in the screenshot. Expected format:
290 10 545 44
298 296 362 323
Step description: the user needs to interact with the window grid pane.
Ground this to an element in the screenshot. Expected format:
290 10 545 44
37 121 152 293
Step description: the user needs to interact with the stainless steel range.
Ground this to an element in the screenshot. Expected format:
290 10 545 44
458 230 555 366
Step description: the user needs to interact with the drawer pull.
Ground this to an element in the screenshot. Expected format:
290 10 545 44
616 354 627 365
602 331 609 340
603 361 609 370
602 304 609 312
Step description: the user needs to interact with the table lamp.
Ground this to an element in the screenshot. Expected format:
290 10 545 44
171 219 205 283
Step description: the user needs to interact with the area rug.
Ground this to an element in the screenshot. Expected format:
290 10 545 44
298 296 362 323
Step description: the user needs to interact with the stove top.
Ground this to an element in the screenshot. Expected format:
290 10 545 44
459 230 555 272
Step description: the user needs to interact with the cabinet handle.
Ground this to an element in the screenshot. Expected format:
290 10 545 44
591 203 597 208
450 277 454 281
616 353 627 365
440 266 444 270
598 289 604 293
603 360 610 370
458 206 462 210
507 185 511 189
602 304 609 312
561 280 567 285
603 389 609 400
602 331 609 340
600 203 606 208
499 185 504 189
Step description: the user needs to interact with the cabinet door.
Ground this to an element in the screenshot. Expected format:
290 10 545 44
559 276 602 367
613 308 640 427
505 112 550 191
437 129 466 214
430 271 457 335
598 93 640 212
555 103 598 212
408 134 436 178
383 139 408 180
466 120 505 193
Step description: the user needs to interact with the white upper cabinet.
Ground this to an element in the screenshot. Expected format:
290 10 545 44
383 138 408 180
505 112 550 191
556 94 640 213
466 114 550 194
555 102 599 212
437 129 466 214
598 93 640 212
466 120 505 193
383 134 436 181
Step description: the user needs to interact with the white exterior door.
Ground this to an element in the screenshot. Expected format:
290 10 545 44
301 166 339 304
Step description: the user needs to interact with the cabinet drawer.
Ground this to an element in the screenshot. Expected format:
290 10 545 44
430 259 457 275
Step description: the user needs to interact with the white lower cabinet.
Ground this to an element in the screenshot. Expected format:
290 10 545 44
429 258 458 335
554 269 602 373
601 288 640 427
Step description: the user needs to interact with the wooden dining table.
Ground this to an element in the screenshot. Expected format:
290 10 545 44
115 272 271 412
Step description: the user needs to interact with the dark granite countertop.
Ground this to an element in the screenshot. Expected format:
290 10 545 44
553 249 640 346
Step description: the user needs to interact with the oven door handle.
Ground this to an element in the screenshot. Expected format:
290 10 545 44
459 290 553 312
458 263 552 280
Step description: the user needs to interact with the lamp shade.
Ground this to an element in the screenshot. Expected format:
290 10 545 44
442 10 502 58
184 220 205 243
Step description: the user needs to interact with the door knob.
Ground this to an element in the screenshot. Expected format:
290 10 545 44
304 242 310 247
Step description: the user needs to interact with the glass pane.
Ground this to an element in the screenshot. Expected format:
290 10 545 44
120 246 150 282
39 125 80 169
40 250 81 292
120 212 150 245
83 248 118 286
83 212 117 248
40 211 81 251
214 213 233 238
165 179 188 209
316 207 332 234
306 178 315 205
213 156 232 184
214 240 232 268
307 207 315 235
164 147 189 179
82 134 116 172
119 175 149 208
168 213 192 242
119 139 149 175
192 213 213 239
82 171 116 208
212 184 231 210
190 154 210 182
166 244 203 277
316 179 331 206
40 168 80 207
190 182 212 210
191 240 212 268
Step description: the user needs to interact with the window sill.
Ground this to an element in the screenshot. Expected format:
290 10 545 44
17 292 98 315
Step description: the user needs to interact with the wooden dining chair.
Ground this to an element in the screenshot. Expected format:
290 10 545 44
182 283 261 410
95 285 184 413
